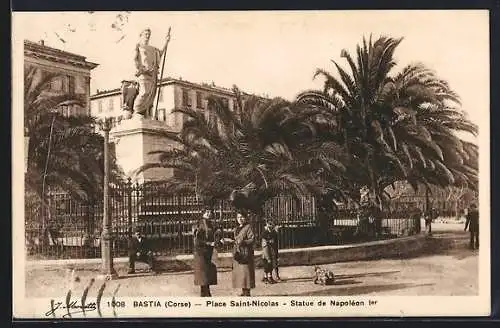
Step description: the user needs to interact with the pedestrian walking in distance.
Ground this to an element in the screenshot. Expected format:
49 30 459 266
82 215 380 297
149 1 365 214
193 208 220 297
223 210 256 296
128 228 157 274
464 203 479 250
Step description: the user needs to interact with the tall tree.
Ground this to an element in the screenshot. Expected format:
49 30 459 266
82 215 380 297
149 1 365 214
140 86 349 215
25 66 124 245
297 35 478 208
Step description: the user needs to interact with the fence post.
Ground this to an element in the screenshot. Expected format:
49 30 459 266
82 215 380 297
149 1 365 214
127 177 133 236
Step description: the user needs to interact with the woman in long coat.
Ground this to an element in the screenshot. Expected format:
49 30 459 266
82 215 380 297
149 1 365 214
230 210 256 296
193 209 219 297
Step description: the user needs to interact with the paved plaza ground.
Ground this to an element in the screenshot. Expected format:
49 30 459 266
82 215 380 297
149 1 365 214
24 223 478 298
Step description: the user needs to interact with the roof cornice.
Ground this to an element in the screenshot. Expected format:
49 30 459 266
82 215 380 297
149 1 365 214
24 40 99 70
90 77 259 100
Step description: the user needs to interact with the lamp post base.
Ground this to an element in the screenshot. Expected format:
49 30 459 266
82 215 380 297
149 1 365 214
100 229 118 280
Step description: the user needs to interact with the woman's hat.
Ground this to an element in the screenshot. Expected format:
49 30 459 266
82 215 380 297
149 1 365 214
236 209 249 217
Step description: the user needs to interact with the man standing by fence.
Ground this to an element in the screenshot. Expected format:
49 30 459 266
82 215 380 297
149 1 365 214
424 207 439 236
464 203 479 250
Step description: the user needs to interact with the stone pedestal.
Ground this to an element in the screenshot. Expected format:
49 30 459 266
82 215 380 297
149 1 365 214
110 116 179 183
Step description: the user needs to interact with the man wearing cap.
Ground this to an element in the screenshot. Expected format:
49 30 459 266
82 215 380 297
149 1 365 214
128 229 157 274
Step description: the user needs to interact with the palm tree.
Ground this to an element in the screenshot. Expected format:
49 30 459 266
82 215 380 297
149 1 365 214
378 63 478 194
140 86 349 216
297 35 478 209
25 66 123 247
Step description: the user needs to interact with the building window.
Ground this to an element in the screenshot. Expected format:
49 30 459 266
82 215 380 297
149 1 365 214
182 89 191 107
60 105 68 117
176 111 184 128
196 91 203 108
98 100 103 113
158 87 164 102
75 76 86 94
171 112 177 127
207 104 217 126
158 108 166 122
68 75 75 95
61 76 70 93
49 77 63 92
108 98 114 112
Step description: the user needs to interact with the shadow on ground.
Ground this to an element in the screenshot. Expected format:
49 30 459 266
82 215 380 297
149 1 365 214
281 270 399 284
156 260 192 272
361 231 476 262
116 272 154 280
271 282 435 296
306 282 433 296
335 270 401 279
398 232 476 260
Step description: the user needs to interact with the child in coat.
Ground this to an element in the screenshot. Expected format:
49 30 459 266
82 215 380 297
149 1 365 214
261 220 281 283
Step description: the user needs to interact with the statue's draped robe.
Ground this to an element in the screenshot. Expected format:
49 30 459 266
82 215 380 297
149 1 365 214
134 43 161 117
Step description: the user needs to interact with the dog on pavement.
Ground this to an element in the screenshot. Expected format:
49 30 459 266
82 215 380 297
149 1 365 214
313 265 335 285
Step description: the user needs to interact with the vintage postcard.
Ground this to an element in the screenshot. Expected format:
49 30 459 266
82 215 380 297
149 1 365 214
12 10 490 319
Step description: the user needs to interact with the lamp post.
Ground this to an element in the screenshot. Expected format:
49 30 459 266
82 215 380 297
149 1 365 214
99 117 118 280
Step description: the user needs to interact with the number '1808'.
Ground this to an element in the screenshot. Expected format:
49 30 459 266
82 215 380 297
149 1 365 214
107 301 125 307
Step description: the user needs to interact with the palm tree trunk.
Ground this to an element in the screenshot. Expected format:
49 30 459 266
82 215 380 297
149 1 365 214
425 186 432 234
366 157 379 207
316 195 332 245
425 187 430 213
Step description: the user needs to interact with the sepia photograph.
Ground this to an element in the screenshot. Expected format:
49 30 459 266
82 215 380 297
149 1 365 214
12 10 490 318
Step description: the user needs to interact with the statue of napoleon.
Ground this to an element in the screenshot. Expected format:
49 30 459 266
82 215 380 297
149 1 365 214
121 28 171 120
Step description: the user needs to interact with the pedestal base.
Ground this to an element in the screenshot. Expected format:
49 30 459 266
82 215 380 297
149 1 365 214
110 116 179 183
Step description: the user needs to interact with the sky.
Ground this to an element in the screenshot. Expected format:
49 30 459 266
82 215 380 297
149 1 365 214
14 10 489 130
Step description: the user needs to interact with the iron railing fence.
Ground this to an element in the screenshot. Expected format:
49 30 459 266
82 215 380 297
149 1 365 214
25 183 425 260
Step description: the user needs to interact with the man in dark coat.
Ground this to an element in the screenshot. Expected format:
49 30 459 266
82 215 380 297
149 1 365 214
464 203 479 250
128 229 157 274
424 207 439 235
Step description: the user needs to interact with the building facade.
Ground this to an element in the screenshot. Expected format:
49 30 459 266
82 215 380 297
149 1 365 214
24 40 98 116
90 78 239 131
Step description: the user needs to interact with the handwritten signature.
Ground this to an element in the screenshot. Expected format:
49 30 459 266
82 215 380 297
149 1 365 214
45 300 97 318
45 277 121 318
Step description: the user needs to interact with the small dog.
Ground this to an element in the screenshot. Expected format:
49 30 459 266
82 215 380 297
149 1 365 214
313 265 335 285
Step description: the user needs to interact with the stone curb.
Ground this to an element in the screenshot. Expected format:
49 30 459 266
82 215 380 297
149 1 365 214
26 234 426 271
